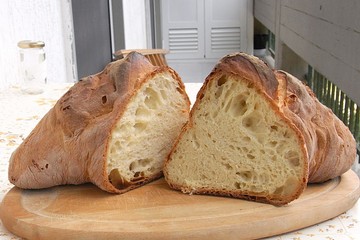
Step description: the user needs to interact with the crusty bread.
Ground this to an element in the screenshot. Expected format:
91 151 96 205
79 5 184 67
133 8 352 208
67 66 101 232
164 52 356 205
8 52 190 193
275 71 356 183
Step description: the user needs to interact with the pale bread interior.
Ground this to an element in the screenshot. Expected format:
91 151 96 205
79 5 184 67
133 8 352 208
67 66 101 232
166 75 306 200
107 73 188 189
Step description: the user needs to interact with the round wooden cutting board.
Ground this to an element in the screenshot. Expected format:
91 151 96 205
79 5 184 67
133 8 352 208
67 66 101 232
1 170 359 240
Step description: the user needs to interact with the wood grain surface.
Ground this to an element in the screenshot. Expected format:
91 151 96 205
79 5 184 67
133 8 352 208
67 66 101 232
1 170 359 240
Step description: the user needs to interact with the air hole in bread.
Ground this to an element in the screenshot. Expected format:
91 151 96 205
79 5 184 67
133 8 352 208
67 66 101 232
236 171 252 182
215 86 224 99
285 150 300 167
283 130 291 138
132 172 144 181
241 147 249 153
217 76 227 86
223 94 248 118
246 154 255 159
270 125 278 131
135 107 150 117
110 141 121 154
246 81 254 89
269 141 278 147
108 169 131 190
144 87 161 109
242 113 263 132
102 95 107 104
62 105 70 111
133 122 147 132
129 158 153 172
242 116 254 128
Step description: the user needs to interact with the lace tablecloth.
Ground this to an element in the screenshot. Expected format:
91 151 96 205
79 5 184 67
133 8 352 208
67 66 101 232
0 83 359 240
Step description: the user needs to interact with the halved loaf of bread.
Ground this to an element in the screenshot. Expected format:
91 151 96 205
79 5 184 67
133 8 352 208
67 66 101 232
164 52 356 205
9 52 190 193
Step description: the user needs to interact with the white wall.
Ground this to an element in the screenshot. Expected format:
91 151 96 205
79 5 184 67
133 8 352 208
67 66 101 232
254 0 360 104
254 0 276 33
122 0 149 49
0 0 76 90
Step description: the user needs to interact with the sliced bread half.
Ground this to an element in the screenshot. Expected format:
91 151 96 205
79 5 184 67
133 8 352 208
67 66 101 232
9 52 190 193
164 53 356 205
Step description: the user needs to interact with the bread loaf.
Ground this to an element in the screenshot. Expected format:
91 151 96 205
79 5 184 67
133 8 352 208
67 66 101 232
8 52 190 193
164 52 356 205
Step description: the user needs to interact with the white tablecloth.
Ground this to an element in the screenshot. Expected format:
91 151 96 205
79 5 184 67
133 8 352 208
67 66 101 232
0 83 359 240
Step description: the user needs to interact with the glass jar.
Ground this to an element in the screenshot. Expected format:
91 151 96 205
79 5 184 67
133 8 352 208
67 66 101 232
18 40 47 94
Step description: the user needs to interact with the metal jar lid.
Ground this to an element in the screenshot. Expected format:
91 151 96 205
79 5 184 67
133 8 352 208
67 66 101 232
17 40 45 49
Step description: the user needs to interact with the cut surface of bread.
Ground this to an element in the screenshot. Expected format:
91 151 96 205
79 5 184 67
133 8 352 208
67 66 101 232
8 52 190 193
164 52 356 205
165 74 307 205
107 72 189 189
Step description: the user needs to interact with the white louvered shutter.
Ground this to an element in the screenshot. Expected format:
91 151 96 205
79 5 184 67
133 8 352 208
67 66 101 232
204 0 247 59
161 0 205 60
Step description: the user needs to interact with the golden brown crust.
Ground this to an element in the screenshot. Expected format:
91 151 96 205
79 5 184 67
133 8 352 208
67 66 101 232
276 71 356 183
216 53 279 99
165 181 301 206
8 52 190 194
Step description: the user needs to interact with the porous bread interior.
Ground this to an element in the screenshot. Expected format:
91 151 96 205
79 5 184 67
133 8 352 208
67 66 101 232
107 72 188 188
167 75 305 199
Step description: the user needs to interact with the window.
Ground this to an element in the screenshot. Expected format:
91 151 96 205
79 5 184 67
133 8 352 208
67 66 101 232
306 66 360 157
267 30 275 58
